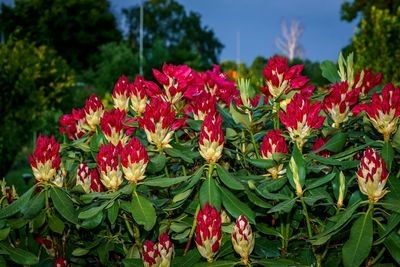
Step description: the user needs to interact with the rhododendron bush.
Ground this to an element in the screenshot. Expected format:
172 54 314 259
1 53 400 267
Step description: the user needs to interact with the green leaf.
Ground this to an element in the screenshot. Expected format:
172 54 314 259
381 141 394 171
258 177 287 192
165 147 193 163
123 258 144 267
0 228 10 241
256 224 283 238
219 186 255 224
247 158 275 169
147 153 167 173
306 173 336 191
172 189 193 203
0 242 38 265
142 176 189 188
229 101 251 129
375 213 400 244
186 119 202 131
316 133 348 153
79 204 106 220
379 200 400 213
193 260 238 267
131 194 156 231
0 186 35 219
287 145 305 192
81 212 103 229
268 199 296 214
107 201 120 225
320 60 340 83
173 249 202 266
245 189 272 208
384 232 400 264
72 248 90 256
254 258 298 267
216 165 244 190
21 190 45 219
47 215 65 234
50 187 78 224
199 177 221 211
387 176 400 200
342 211 373 267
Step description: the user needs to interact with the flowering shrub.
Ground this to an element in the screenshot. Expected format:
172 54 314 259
1 54 400 267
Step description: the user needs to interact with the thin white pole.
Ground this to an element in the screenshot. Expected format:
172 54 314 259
139 1 144 75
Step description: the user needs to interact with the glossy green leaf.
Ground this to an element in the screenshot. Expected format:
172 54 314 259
0 186 35 219
147 153 168 173
219 186 255 224
173 249 202 266
107 201 119 225
79 204 106 220
384 232 400 264
375 213 400 244
216 164 244 190
0 228 10 241
245 189 272 208
256 224 282 238
382 141 394 171
131 194 156 231
193 260 238 267
47 215 65 234
316 133 348 153
165 147 193 163
229 101 251 129
320 60 340 83
186 119 202 131
258 177 287 192
21 190 45 219
142 176 189 188
247 158 275 169
81 211 103 229
50 187 78 224
0 242 38 265
72 248 90 256
199 177 221 211
306 173 336 191
268 199 296 214
342 211 373 267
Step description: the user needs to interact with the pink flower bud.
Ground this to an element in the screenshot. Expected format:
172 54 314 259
157 233 174 267
232 215 255 265
84 94 104 130
279 93 325 150
355 69 382 96
143 240 161 267
199 113 224 163
138 96 180 150
112 76 130 111
59 108 87 140
357 147 389 202
261 55 309 99
187 92 217 121
55 257 68 267
100 108 130 146
195 203 222 262
129 76 161 116
260 130 288 178
29 135 60 183
353 83 400 141
76 163 103 193
121 137 148 183
202 65 239 105
96 143 123 191
323 81 359 127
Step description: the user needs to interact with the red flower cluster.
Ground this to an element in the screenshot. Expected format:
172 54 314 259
279 93 325 150
142 234 174 267
120 137 148 183
29 135 60 183
355 69 382 96
260 130 288 178
187 92 217 121
353 83 400 141
357 147 388 202
261 55 309 100
76 163 103 193
84 94 104 130
199 113 224 163
130 76 161 116
59 108 87 140
100 108 129 146
112 75 130 111
195 203 222 262
96 143 123 191
323 81 359 128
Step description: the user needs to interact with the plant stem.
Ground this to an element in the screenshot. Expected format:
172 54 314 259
183 204 201 256
208 163 215 180
249 131 261 159
274 101 280 130
371 247 386 265
123 213 135 238
301 197 313 239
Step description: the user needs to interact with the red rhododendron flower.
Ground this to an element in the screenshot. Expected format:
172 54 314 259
129 76 161 116
84 94 104 130
100 108 130 146
279 93 325 150
232 215 255 265
186 92 217 121
199 113 224 163
96 143 123 191
142 240 161 267
353 83 400 141
261 55 309 100
195 203 222 262
260 129 288 178
29 135 61 183
112 75 130 111
323 81 359 127
157 233 174 267
201 65 239 105
55 257 68 267
76 163 104 193
59 108 87 140
138 96 183 150
355 69 382 96
357 147 388 202
120 137 148 183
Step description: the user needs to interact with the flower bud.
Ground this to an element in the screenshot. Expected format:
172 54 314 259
279 93 325 151
76 163 103 193
96 143 123 191
143 240 161 267
260 130 288 179
232 215 255 265
112 76 130 111
84 94 104 131
100 108 130 146
157 233 174 267
357 147 388 202
59 108 87 140
337 171 346 209
130 76 160 116
195 203 222 262
187 92 217 121
55 257 68 267
199 113 224 163
53 164 66 187
220 208 231 224
121 137 148 183
29 135 61 183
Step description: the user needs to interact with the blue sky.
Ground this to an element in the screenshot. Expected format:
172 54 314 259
2 0 358 64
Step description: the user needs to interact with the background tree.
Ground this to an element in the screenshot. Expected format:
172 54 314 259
275 19 304 61
123 0 223 76
0 0 122 70
0 36 76 177
341 0 400 83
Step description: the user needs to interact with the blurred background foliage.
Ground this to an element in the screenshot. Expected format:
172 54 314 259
0 0 399 182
